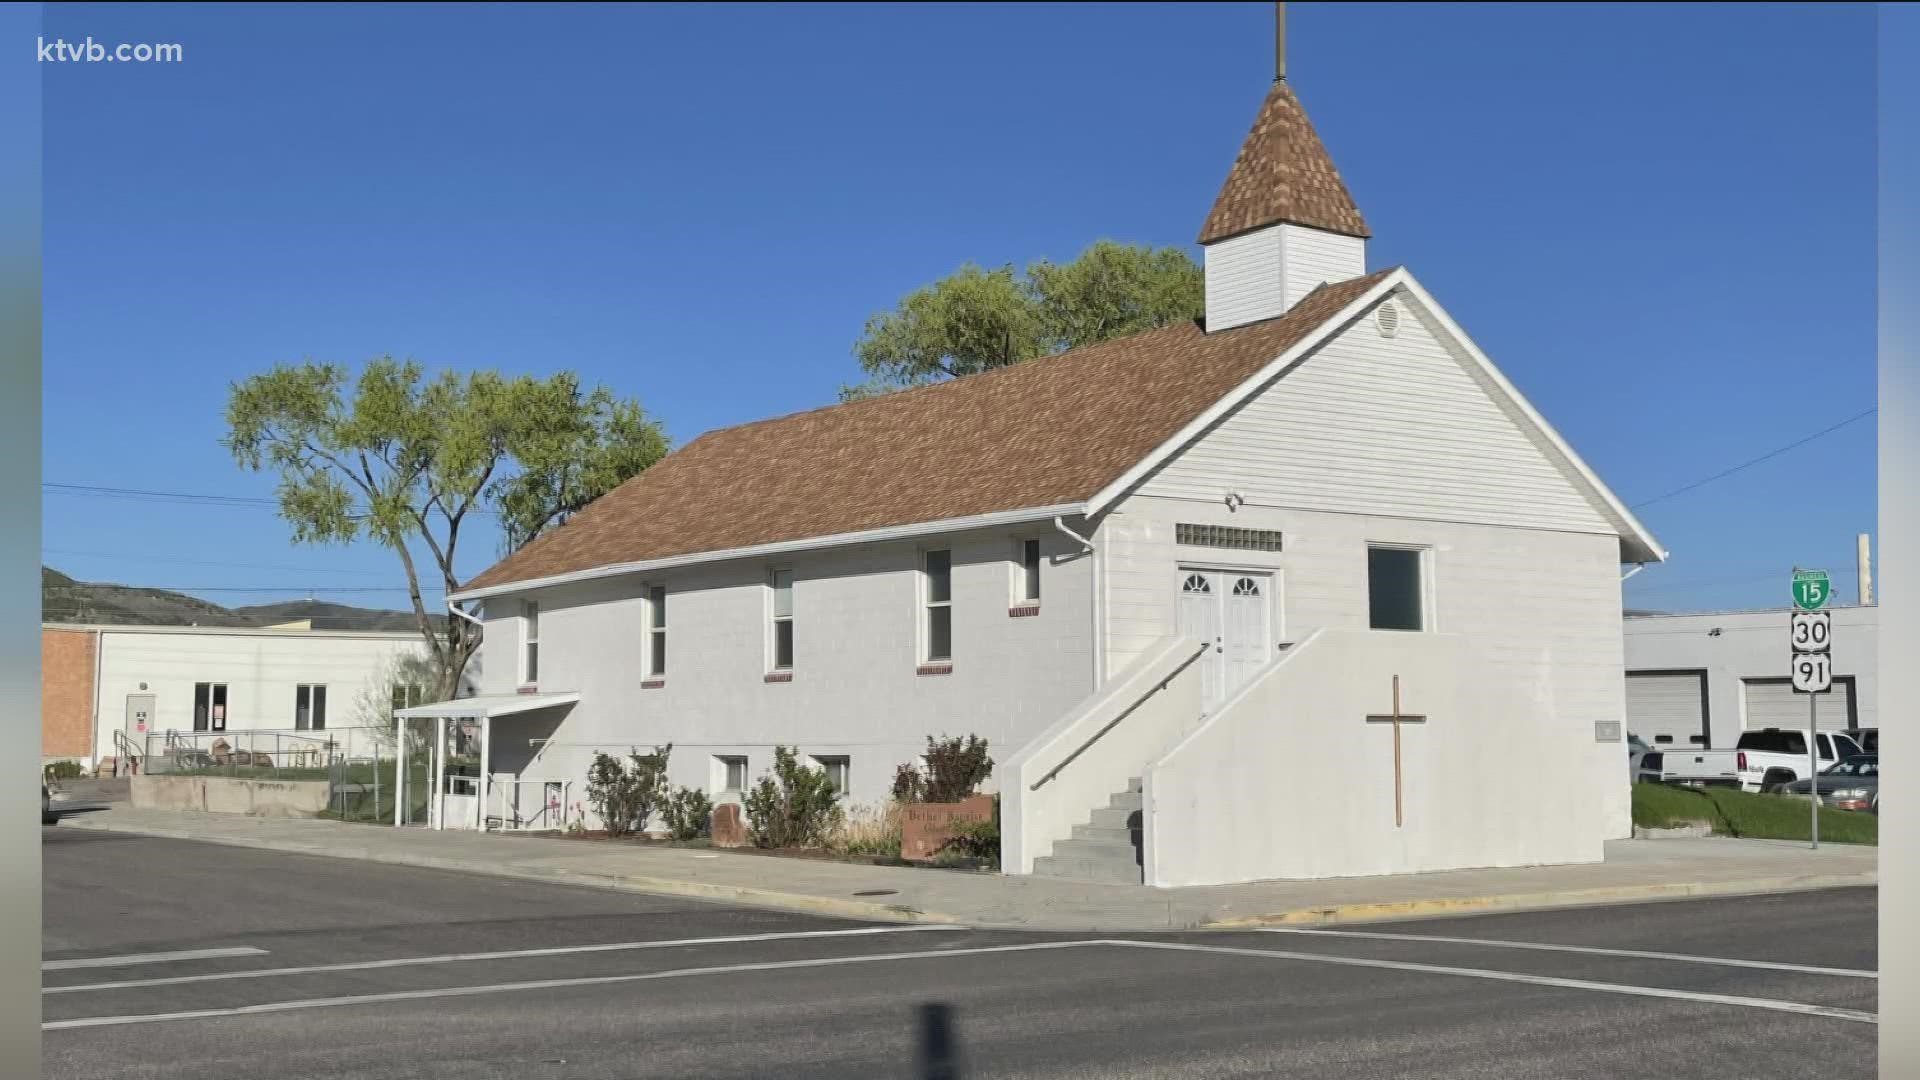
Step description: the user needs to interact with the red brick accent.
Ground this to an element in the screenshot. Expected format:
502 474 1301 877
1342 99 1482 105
711 802 746 847
900 794 995 861
1007 604 1040 618
763 671 793 683
41 628 95 760
915 662 953 677
641 678 666 690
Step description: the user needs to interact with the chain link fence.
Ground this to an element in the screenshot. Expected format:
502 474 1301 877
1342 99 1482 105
141 726 422 824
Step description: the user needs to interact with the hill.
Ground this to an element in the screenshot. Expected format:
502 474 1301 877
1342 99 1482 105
42 567 443 632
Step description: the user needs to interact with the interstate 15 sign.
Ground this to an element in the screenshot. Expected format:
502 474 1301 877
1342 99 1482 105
1789 609 1832 694
1792 569 1831 611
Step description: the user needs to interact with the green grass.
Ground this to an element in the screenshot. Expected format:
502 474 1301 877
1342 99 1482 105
1630 783 1876 845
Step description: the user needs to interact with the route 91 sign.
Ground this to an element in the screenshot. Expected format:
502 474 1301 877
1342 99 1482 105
1792 653 1832 694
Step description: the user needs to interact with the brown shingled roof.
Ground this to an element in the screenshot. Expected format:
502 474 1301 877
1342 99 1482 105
1198 81 1370 244
461 269 1395 593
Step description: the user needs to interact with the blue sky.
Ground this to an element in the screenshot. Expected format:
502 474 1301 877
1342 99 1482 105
41 2 1875 615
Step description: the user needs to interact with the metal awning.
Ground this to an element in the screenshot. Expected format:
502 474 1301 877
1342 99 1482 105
392 692 580 719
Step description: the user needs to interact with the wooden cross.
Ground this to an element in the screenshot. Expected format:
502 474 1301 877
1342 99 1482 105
1365 675 1427 827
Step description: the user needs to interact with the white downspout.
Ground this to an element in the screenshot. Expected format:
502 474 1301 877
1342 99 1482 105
447 599 483 627
91 630 103 773
1621 563 1647 582
1054 516 1102 686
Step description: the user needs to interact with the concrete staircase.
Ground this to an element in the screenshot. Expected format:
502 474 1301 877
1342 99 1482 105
1031 778 1143 884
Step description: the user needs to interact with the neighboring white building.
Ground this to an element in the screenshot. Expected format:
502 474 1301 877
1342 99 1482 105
427 74 1666 886
1623 606 1878 751
49 623 449 769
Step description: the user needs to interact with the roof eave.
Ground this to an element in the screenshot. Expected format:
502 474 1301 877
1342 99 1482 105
452 502 1089 603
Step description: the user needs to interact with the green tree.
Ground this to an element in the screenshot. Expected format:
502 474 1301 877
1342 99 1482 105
225 359 668 696
842 240 1202 400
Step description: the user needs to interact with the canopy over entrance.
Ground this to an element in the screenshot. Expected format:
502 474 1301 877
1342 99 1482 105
391 692 580 831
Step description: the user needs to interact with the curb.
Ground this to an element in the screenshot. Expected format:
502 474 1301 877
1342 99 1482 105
58 815 958 927
1199 873 1880 928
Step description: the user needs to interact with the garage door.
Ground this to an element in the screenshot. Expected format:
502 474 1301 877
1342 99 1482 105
1741 676 1857 731
1625 671 1708 748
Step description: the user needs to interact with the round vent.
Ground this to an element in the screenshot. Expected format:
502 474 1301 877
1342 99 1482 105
1375 300 1401 338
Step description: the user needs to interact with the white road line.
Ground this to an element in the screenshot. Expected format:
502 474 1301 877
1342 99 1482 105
1107 940 1877 1025
45 924 968 995
42 947 268 972
1253 928 1877 979
42 940 1099 1031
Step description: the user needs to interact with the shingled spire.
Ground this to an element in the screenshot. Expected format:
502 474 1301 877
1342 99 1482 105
1199 5 1371 332
1197 79 1370 245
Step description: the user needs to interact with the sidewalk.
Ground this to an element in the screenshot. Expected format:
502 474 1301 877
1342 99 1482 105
57 807 1877 931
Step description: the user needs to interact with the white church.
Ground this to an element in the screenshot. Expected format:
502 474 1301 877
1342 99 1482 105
410 29 1665 888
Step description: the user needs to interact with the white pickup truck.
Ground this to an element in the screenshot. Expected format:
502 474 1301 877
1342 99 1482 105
1646 728 1868 793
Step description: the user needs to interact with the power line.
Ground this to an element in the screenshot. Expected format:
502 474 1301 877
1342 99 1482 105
44 548 402 575
44 481 500 517
1629 407 1877 510
44 584 445 594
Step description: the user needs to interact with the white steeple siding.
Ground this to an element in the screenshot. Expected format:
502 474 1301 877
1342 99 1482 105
1203 221 1366 331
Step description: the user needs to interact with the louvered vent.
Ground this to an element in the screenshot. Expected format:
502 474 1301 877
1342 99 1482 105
1376 300 1401 338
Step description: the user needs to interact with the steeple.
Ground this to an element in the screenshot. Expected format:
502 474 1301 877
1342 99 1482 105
1200 4 1370 331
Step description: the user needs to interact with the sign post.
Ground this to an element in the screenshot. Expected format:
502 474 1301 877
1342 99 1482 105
1789 570 1832 849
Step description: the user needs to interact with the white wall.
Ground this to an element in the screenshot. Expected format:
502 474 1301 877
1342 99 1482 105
94 628 431 759
476 525 1097 822
1139 291 1615 536
1145 628 1602 886
1624 606 1879 747
1203 223 1367 331
1098 498 1632 845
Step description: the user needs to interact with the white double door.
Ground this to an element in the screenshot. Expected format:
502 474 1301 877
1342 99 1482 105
1176 568 1275 712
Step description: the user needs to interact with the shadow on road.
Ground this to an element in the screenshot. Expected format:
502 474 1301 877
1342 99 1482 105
918 1002 962 1079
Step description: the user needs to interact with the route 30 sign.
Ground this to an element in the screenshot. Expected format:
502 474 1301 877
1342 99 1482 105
1789 611 1832 654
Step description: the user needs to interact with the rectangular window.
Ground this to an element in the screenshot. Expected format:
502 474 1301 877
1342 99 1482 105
923 549 952 662
391 684 426 713
717 755 747 793
1176 522 1285 552
294 684 327 731
770 569 794 671
193 682 229 732
814 755 850 795
521 601 540 684
1367 546 1426 632
1017 539 1041 604
647 586 667 677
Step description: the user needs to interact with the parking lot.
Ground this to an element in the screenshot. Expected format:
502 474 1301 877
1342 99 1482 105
42 828 1876 1079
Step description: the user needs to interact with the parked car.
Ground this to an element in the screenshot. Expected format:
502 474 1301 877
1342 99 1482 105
42 783 55 826
1627 735 1664 784
1842 727 1878 754
1651 728 1867 793
1784 755 1878 813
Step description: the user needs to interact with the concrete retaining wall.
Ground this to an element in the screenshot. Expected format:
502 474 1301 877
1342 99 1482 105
132 775 330 818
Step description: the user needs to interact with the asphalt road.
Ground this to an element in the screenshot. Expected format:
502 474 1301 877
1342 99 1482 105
43 827 1878 1080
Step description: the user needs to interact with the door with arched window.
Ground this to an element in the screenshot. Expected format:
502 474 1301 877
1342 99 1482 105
1175 568 1275 711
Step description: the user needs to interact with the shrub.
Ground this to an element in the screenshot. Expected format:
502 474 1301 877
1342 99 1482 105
584 744 673 839
43 760 83 781
922 734 992 803
940 811 1000 862
829 801 904 858
744 745 843 848
891 763 926 803
660 786 713 842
